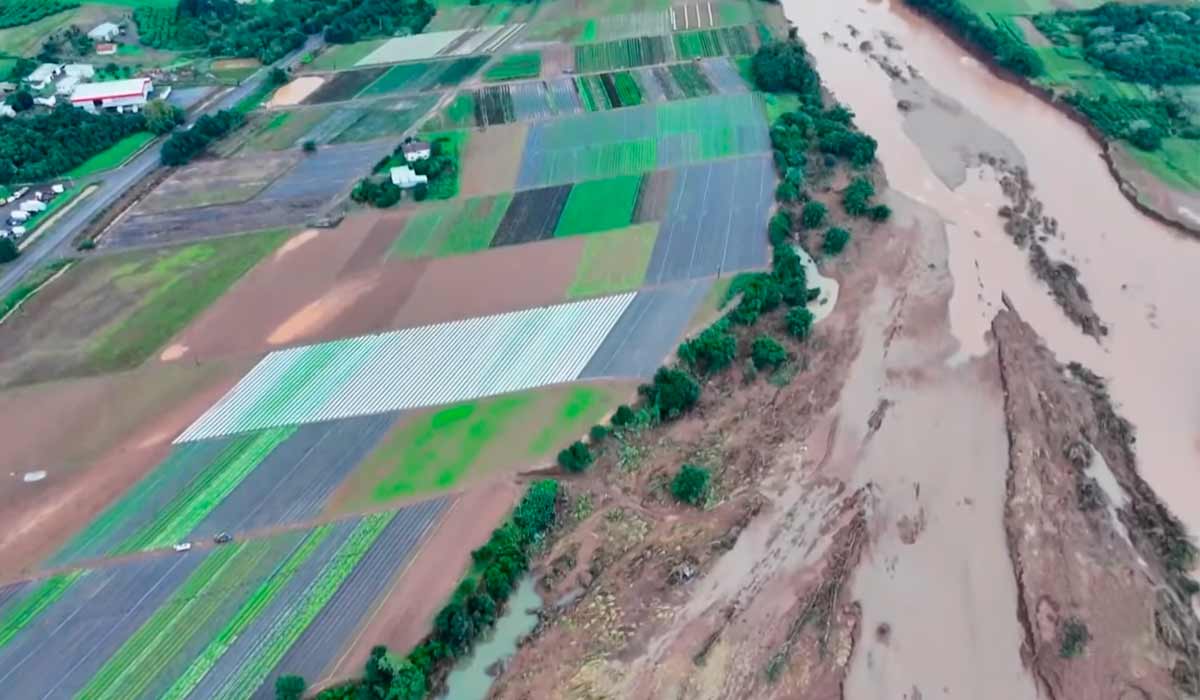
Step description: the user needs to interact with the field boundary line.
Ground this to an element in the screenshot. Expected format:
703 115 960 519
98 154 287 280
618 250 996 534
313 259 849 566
317 493 464 689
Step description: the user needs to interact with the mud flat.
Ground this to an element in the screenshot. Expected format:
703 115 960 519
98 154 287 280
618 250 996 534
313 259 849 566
784 0 1200 552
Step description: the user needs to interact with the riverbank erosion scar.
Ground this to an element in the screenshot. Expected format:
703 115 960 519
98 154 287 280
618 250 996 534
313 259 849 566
994 301 1200 698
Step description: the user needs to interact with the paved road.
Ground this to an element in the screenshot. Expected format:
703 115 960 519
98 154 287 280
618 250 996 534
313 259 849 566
0 36 324 297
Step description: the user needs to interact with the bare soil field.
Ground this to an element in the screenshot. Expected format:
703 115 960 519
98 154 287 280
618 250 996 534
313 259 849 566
162 216 586 362
458 123 527 197
302 67 388 105
268 76 327 107
135 151 300 214
0 358 251 576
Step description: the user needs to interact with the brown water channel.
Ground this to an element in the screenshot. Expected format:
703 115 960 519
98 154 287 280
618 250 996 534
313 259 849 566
783 0 1200 549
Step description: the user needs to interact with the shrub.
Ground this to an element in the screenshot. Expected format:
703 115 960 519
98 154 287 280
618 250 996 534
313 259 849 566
823 227 850 255
0 237 18 263
786 306 814 340
728 273 783 325
274 675 306 700
671 464 710 506
640 367 701 420
589 424 609 443
842 177 875 216
557 440 594 472
800 201 828 229
751 335 788 370
1059 617 1089 658
611 404 636 427
868 204 892 221
678 319 737 374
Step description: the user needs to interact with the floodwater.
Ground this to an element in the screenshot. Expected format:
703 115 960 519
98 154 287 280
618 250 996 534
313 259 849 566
441 577 541 700
782 0 1200 550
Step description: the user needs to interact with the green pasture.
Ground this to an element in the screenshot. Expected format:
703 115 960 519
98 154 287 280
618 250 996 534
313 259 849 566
554 174 641 236
566 223 658 299
1126 138 1200 192
340 383 624 507
67 132 155 178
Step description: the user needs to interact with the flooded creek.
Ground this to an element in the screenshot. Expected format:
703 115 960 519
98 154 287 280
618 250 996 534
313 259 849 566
441 577 541 700
783 0 1200 548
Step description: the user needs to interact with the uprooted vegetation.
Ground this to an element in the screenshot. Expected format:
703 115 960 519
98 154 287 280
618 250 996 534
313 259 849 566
993 303 1200 698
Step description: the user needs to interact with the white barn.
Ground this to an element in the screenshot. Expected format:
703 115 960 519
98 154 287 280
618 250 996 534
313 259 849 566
70 78 153 113
88 22 120 42
390 166 428 189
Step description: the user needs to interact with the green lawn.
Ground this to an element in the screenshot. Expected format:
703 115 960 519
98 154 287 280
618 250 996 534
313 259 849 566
336 383 626 508
67 132 156 178
566 223 658 299
554 174 641 236
86 228 291 372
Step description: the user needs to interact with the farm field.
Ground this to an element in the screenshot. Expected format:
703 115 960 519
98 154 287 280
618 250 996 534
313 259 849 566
0 230 289 387
137 151 300 214
565 222 659 298
0 500 449 699
573 25 755 72
331 381 633 510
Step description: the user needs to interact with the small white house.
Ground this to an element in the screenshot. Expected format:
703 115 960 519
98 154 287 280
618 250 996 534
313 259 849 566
70 78 152 113
88 22 120 42
64 64 95 79
400 141 431 163
33 95 57 108
390 166 428 189
27 63 63 90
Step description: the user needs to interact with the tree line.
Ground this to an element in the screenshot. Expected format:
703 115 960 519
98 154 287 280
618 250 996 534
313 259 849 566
161 109 243 166
0 105 146 185
903 0 1044 77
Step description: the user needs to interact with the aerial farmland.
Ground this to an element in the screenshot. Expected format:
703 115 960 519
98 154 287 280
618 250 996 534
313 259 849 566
0 0 792 696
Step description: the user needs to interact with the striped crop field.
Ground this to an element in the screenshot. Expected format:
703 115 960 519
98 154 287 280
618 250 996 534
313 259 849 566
0 499 449 699
516 93 769 187
673 26 755 60
576 70 644 111
575 35 674 73
175 294 637 442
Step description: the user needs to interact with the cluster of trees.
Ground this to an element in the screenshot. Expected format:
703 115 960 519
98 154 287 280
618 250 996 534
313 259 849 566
0 0 77 30
0 105 146 185
161 109 243 166
1034 4 1200 86
305 480 560 700
903 0 1043 77
157 0 436 65
144 100 187 135
353 137 459 208
1065 92 1194 151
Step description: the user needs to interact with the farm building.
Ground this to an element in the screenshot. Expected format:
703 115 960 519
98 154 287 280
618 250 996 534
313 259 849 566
56 75 81 96
391 166 428 188
64 64 95 79
95 43 117 56
70 78 153 113
401 141 431 162
27 64 63 90
88 22 120 42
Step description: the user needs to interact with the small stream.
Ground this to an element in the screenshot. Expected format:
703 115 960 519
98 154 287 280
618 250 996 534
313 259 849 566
440 577 542 700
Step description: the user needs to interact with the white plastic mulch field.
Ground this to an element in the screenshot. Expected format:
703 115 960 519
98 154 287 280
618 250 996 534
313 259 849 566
174 293 636 442
354 25 526 67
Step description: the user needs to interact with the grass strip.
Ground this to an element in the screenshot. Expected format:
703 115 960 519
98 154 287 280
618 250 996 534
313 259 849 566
213 512 396 699
114 428 295 555
161 524 337 700
483 51 542 82
0 571 85 648
66 132 155 178
0 258 72 321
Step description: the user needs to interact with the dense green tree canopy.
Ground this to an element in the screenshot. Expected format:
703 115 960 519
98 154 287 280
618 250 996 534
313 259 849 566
0 105 146 184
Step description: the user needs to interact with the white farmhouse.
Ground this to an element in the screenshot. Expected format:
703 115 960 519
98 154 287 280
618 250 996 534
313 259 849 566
70 78 153 113
27 63 63 90
400 141 431 163
390 166 428 189
88 22 120 42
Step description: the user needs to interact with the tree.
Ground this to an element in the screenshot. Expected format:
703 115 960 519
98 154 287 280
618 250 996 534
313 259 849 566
5 89 33 112
767 210 792 246
751 335 788 370
842 177 875 216
0 236 18 263
800 201 827 229
589 424 609 443
274 674 306 700
751 40 820 99
557 440 593 472
678 319 737 374
786 306 814 340
302 139 317 153
269 66 289 86
671 464 710 506
639 367 701 420
868 204 892 222
382 655 427 699
144 100 186 135
611 404 636 427
823 227 850 255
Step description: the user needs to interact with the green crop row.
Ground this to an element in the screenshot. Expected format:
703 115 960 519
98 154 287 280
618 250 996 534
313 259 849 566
0 571 84 648
575 35 672 73
80 542 277 700
673 26 754 60
213 513 395 700
668 62 713 98
114 428 295 555
162 524 337 700
483 51 542 82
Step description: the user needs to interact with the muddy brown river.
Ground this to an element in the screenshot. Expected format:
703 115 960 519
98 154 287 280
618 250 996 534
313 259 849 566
783 0 1200 550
